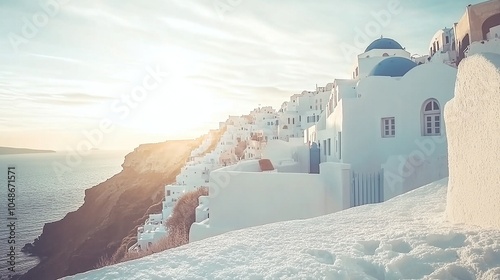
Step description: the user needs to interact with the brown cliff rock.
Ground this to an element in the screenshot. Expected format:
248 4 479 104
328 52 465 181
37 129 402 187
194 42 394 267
20 138 204 280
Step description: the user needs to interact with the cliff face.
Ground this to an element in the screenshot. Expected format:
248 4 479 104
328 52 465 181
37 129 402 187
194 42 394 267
20 139 203 280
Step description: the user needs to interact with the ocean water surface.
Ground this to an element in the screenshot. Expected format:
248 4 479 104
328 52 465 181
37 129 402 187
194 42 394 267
0 150 128 276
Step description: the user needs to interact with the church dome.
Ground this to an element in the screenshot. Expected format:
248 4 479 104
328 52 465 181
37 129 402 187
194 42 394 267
365 38 403 52
368 57 417 77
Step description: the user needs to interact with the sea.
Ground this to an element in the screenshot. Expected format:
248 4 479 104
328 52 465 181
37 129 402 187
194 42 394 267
0 150 128 277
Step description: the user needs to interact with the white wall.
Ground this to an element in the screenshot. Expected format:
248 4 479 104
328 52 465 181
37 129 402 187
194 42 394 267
467 38 500 57
336 62 456 173
382 153 448 201
429 28 455 56
195 196 209 223
320 162 351 211
262 140 301 167
445 53 500 229
208 171 327 230
190 162 352 242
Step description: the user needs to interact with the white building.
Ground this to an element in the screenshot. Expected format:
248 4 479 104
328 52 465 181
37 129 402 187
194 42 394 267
427 7 500 67
135 0 500 249
428 27 458 66
351 37 411 80
313 38 457 198
190 37 458 243
278 85 331 142
190 141 352 242
130 132 222 252
136 213 166 251
131 107 284 251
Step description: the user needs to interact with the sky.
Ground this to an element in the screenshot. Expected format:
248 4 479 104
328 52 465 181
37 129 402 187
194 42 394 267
0 0 487 150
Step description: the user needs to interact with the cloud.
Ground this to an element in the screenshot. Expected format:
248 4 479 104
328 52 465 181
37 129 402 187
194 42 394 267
0 0 487 149
0 91 112 105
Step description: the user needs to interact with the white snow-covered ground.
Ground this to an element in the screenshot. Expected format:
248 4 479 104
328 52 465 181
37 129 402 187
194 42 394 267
67 178 500 280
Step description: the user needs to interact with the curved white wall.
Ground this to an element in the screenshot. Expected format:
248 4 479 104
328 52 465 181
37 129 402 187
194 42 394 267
323 62 457 173
445 53 500 229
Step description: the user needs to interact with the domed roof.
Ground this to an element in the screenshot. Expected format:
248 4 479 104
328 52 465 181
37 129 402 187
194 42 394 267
368 57 417 77
365 38 403 52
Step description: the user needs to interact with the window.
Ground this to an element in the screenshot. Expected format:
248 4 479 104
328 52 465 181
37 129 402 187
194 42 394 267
292 118 295 124
338 132 342 159
166 190 171 196
381 117 395 138
299 115 301 122
422 99 441 136
323 140 327 156
445 36 449 44
327 138 331 156
287 118 290 124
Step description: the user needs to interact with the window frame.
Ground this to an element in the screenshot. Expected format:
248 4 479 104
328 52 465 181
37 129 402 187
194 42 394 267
422 99 441 136
381 117 396 138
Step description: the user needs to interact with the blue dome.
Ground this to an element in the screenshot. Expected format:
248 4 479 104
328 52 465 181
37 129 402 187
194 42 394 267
365 38 403 52
369 57 417 77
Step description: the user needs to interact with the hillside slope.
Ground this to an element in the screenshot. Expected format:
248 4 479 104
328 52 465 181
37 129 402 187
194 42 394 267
20 139 203 280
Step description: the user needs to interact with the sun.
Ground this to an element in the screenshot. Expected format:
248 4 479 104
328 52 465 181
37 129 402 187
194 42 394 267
127 79 219 137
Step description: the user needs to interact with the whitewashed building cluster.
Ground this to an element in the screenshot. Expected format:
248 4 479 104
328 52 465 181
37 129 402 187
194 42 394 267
130 0 500 248
189 0 500 242
130 108 286 250
278 86 332 142
129 133 218 251
189 36 457 242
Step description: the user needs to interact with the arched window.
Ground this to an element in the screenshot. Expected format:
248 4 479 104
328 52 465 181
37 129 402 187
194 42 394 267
482 13 500 40
458 33 470 63
422 99 441 136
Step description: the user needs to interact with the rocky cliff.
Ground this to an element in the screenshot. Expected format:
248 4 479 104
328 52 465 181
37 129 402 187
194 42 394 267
20 137 209 280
